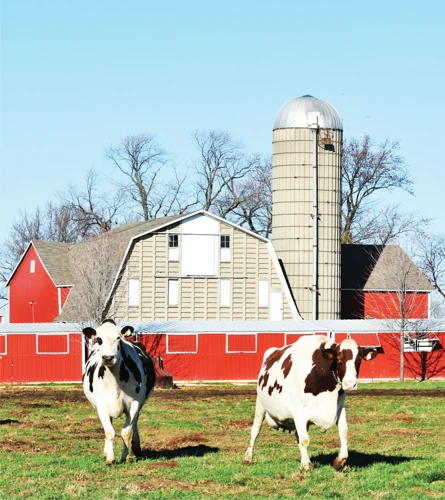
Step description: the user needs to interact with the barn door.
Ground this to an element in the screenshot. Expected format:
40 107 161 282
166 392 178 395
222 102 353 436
270 291 283 321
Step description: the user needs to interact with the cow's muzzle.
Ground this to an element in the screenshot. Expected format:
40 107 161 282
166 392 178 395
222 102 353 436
343 381 358 391
102 355 116 366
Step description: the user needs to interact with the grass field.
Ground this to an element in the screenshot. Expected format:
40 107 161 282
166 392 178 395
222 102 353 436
0 382 444 499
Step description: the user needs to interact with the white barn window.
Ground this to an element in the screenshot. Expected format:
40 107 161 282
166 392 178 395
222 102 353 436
220 279 231 307
128 279 140 307
30 260 35 273
258 280 269 307
220 235 231 262
168 279 179 306
168 234 179 261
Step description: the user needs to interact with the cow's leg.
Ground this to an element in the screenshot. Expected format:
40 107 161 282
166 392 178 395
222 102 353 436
131 412 142 458
97 407 115 465
333 405 348 471
243 397 266 464
293 414 311 472
121 400 140 463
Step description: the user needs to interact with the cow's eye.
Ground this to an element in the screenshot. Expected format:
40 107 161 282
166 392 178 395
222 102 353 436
96 338 103 345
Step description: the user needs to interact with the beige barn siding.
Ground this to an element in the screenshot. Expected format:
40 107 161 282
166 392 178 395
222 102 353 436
111 218 296 322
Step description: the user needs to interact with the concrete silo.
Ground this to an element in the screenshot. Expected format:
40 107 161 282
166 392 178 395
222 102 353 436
272 95 343 320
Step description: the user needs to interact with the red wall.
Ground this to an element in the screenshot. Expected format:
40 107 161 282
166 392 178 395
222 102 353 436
139 331 445 382
1 330 443 383
0 333 83 383
8 246 70 323
342 291 429 319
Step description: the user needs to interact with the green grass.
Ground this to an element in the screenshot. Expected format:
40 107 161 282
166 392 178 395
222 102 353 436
0 382 444 499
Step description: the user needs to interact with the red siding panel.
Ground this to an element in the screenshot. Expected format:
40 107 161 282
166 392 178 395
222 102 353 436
227 334 256 353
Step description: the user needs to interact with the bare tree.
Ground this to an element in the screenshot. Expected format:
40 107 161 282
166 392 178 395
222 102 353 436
418 234 445 301
106 134 191 220
60 232 123 327
192 130 251 211
0 203 80 302
351 203 432 245
342 135 413 244
59 168 128 236
223 154 273 237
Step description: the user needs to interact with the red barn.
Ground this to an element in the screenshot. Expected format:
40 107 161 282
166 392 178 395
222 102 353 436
6 241 72 323
341 245 432 320
0 320 444 384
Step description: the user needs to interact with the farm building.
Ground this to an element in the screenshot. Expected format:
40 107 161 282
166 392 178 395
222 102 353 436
0 320 444 384
2 94 443 383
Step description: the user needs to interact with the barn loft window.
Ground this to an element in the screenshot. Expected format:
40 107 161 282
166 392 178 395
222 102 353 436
220 235 231 262
128 279 140 307
30 260 35 273
220 279 231 307
168 279 179 306
226 333 257 353
258 280 269 307
168 234 179 261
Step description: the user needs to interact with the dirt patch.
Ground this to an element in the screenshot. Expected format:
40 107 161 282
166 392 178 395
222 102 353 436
0 438 57 454
143 460 180 470
349 389 445 398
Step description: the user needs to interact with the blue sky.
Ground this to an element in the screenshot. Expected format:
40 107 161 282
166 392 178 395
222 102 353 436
1 0 445 236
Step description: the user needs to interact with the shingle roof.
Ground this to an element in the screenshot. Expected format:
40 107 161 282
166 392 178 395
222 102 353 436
31 240 73 285
341 245 432 291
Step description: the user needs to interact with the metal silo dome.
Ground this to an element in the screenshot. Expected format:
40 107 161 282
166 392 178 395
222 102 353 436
273 95 343 130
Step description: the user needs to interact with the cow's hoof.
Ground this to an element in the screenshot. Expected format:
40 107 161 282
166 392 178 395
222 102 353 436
333 456 347 471
242 459 253 466
106 460 115 466
300 462 313 473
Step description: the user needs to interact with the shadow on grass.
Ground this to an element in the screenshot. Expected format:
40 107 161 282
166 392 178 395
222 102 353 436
0 419 19 425
140 444 219 460
311 450 415 468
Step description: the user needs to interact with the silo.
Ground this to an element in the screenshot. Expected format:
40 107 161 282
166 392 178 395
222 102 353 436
272 95 343 320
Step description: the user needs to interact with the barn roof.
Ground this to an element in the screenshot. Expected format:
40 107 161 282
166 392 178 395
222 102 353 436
1 319 444 334
341 245 432 291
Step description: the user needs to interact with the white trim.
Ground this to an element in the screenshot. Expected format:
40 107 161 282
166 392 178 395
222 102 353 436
36 333 70 355
342 288 433 293
58 288 62 315
226 332 257 353
266 241 302 320
168 279 179 306
220 279 231 307
0 334 7 355
166 333 198 354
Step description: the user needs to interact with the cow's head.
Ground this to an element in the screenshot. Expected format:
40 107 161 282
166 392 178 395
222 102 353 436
322 339 378 391
83 319 134 367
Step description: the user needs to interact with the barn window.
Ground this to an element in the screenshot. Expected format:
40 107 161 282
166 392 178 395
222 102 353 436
168 234 179 261
220 279 231 307
128 279 140 307
226 334 257 353
36 334 69 354
220 235 230 262
258 280 269 307
30 260 35 273
168 279 179 306
0 334 6 355
167 334 197 353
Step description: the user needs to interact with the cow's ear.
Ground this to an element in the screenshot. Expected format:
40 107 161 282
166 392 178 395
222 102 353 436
322 348 337 361
121 326 134 338
83 327 97 339
362 348 378 361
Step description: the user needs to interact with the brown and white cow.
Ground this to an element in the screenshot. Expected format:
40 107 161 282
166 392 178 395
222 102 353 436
244 335 377 472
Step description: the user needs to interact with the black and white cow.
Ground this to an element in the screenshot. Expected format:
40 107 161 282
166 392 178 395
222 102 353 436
244 335 378 472
82 319 156 465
